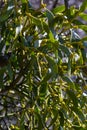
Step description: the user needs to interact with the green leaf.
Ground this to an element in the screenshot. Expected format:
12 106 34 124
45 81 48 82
52 5 65 14
21 0 27 3
46 8 55 30
0 9 13 22
40 83 48 97
81 48 86 62
67 58 71 76
46 9 54 23
79 13 87 21
78 25 87 32
70 6 76 16
43 22 50 33
82 36 87 41
63 76 75 89
26 13 43 30
79 0 87 12
41 56 58 83
72 107 85 122
72 125 86 130
77 49 83 65
46 56 58 75
49 31 55 42
35 110 44 130
41 69 53 83
67 90 78 107
72 19 83 25
20 112 25 130
0 1 87 129
59 110 64 126
59 44 71 57
48 109 59 128
7 64 13 80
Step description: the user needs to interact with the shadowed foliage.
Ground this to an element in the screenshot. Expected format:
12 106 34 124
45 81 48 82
0 0 87 129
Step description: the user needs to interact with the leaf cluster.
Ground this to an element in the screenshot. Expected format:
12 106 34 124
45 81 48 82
0 0 87 129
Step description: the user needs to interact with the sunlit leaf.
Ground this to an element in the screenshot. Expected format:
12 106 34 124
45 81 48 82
52 5 65 14
49 31 55 42
79 12 87 21
21 0 27 3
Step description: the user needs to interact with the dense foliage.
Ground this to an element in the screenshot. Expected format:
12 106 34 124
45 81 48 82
0 0 87 129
